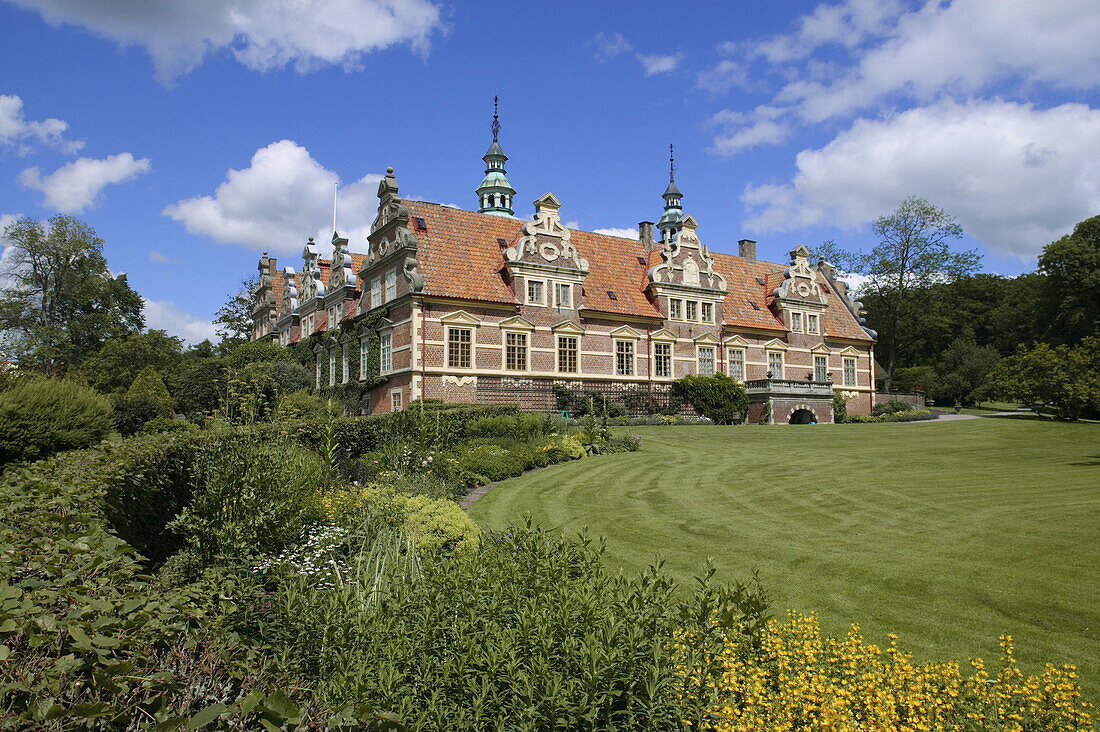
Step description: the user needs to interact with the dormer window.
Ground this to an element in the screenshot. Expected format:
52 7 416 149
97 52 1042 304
807 313 819 334
791 312 803 333
527 279 544 305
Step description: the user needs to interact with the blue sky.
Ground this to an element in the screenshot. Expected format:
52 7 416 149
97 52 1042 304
2 0 1099 343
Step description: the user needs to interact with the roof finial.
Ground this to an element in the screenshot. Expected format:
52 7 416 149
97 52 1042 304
669 143 675 182
492 95 500 142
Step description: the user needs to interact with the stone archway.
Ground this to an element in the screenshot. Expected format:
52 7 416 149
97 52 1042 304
784 403 821 424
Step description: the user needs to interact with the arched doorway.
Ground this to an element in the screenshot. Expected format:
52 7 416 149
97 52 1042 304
789 408 816 424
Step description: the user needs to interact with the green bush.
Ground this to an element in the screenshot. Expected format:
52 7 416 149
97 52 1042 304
169 435 327 566
454 443 526 484
276 389 336 422
671 374 748 424
465 412 552 442
140 415 197 434
872 400 915 417
111 392 164 436
127 365 174 417
832 392 848 424
0 377 113 465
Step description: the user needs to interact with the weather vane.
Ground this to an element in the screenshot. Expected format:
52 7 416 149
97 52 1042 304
491 95 500 142
669 143 675 181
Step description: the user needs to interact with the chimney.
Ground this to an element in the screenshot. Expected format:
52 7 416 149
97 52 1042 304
638 221 654 250
738 239 757 262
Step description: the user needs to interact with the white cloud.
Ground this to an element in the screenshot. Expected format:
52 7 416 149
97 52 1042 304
163 139 383 255
12 0 444 82
590 32 631 61
741 99 1100 259
0 94 83 155
592 227 639 240
750 0 904 64
143 298 218 345
18 153 151 213
148 251 176 263
696 59 750 93
0 214 22 235
636 53 682 76
709 107 789 155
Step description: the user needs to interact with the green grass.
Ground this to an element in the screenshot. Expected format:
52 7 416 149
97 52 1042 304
469 419 1100 701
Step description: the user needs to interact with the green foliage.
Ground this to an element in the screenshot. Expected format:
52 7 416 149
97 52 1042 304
831 392 848 423
276 389 335 422
234 522 770 730
932 336 1001 404
1038 212 1100 346
140 415 197 435
846 409 936 423
242 359 311 395
0 377 113 465
986 336 1100 420
465 412 554 441
553 384 652 417
169 435 327 566
223 337 297 367
671 373 748 424
127 365 174 416
78 329 184 394
214 276 258 348
453 443 526 483
872 400 915 417
892 365 937 395
172 357 228 419
110 392 163 436
0 215 144 372
538 434 586 462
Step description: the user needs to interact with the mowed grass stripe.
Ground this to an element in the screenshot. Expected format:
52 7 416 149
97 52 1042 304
468 419 1100 702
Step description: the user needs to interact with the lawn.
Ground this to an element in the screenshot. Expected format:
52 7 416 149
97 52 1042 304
468 418 1100 702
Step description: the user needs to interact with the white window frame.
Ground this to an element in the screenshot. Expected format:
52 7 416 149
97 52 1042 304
526 279 545 305
767 350 785 379
555 282 571 309
615 339 635 376
791 311 803 333
844 357 857 387
359 339 368 380
669 298 682 320
371 278 381 309
697 345 715 376
341 342 349 384
385 269 397 302
390 389 403 412
654 342 672 379
315 351 322 389
807 313 820 335
380 332 393 374
446 327 473 369
685 300 698 322
814 355 828 382
329 349 336 386
727 348 745 381
504 330 528 372
557 334 578 374
701 302 714 323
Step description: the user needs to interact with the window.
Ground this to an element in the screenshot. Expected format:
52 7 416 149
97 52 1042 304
557 335 578 373
385 269 397 302
447 327 471 369
342 343 349 384
768 351 784 379
728 349 745 381
328 305 337 329
669 298 682 320
527 279 544 304
505 332 528 371
380 332 392 374
391 390 403 412
654 342 671 378
686 301 698 321
701 302 714 323
328 350 336 386
844 357 857 387
698 346 715 375
556 283 571 308
359 340 368 380
371 278 381 309
815 355 828 382
315 352 322 389
615 340 635 376
791 312 803 332
807 313 819 334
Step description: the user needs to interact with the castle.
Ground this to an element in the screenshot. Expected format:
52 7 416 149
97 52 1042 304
250 110 876 423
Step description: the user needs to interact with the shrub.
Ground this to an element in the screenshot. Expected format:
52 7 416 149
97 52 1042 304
872 399 914 416
0 377 113 465
537 434 586 463
400 494 480 553
111 392 164 436
831 392 848 423
127 365 174 417
276 389 336 422
464 412 552 442
454 443 526 484
140 415 197 434
169 435 327 565
672 374 748 424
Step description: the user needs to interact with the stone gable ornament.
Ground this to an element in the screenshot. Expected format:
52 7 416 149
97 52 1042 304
647 215 726 291
278 267 298 319
504 192 589 271
774 245 825 304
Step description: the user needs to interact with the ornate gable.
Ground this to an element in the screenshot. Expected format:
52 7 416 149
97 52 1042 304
327 232 356 292
773 245 826 308
504 193 589 272
647 215 727 292
363 167 424 294
277 267 298 320
299 239 326 307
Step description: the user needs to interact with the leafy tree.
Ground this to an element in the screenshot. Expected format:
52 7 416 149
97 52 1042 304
0 377 113 464
891 366 936 396
932 337 1001 404
127 366 174 417
214 276 258 348
173 358 227 419
671 374 748 424
79 330 184 394
986 337 1100 420
0 216 144 372
841 197 978 389
1037 212 1100 345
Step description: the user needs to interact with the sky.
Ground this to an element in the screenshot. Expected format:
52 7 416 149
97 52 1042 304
2 0 1099 344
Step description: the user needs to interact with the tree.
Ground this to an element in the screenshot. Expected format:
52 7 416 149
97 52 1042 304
214 276 259 348
986 337 1100 420
1037 213 1100 345
932 337 1001 404
670 374 748 424
0 215 143 372
126 366 174 417
79 330 184 394
845 197 978 389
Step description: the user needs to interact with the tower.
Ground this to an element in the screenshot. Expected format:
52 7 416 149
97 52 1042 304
476 96 517 217
657 144 683 244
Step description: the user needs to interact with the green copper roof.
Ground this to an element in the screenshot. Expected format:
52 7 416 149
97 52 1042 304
663 179 682 198
477 171 516 194
484 141 506 159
